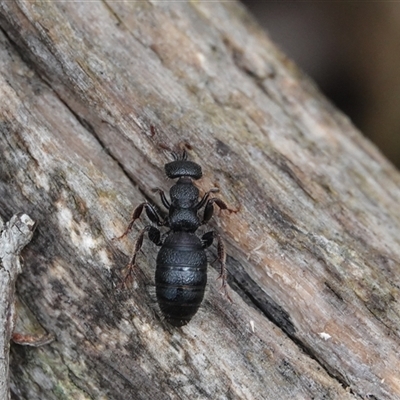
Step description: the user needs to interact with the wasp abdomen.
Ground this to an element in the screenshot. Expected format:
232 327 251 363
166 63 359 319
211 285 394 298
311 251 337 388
155 232 207 326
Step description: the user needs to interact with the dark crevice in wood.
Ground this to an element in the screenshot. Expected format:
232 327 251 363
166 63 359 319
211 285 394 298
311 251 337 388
226 255 355 395
42 90 146 198
226 255 296 335
100 0 124 29
290 335 353 395
0 18 52 88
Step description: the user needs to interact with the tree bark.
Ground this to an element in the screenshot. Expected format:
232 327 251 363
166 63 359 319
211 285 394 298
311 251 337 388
0 1 399 399
0 214 36 400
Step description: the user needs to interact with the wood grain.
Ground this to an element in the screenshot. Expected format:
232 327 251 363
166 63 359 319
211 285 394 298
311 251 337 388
0 214 36 400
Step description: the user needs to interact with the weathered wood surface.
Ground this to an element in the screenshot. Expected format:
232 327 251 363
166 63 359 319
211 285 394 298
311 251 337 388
0 214 35 400
0 1 399 399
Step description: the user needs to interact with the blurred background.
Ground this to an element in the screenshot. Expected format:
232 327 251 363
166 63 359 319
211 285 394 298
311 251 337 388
242 1 400 169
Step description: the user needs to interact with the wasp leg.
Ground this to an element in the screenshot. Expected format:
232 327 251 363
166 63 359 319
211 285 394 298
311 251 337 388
196 188 219 210
119 226 147 288
201 231 232 302
148 226 163 246
152 188 171 209
115 202 164 240
119 226 163 289
202 197 237 224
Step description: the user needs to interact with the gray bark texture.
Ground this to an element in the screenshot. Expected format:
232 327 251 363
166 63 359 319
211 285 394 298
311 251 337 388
0 214 35 400
0 1 399 399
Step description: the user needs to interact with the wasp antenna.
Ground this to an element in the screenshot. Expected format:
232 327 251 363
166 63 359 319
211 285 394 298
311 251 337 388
181 149 188 160
171 151 179 160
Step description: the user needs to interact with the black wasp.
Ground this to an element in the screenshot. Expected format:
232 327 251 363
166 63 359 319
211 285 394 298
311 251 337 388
117 149 235 326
